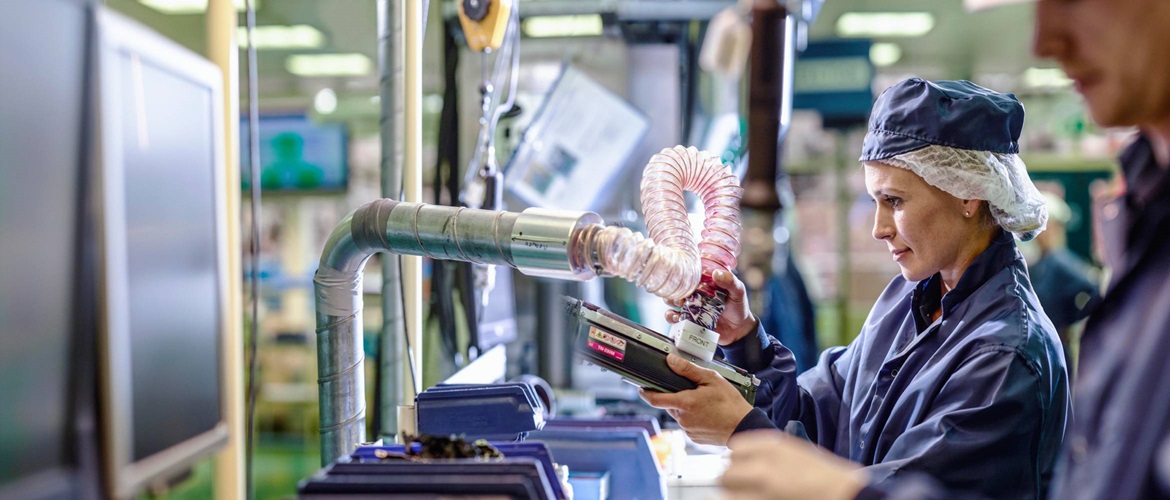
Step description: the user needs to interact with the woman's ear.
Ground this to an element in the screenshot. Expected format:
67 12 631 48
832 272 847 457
960 199 982 219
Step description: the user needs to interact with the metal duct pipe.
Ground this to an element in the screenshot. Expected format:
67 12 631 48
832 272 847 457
315 199 602 465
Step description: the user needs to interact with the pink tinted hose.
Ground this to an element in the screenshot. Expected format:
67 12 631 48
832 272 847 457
578 146 743 315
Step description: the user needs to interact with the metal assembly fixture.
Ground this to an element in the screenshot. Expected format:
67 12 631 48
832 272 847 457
316 144 744 464
315 199 601 464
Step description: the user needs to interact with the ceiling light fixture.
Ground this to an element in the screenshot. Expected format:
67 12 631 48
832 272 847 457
869 43 902 67
286 54 372 77
138 0 253 15
1023 67 1073 89
964 0 1030 11
836 12 935 38
314 88 338 114
238 25 324 50
522 15 604 38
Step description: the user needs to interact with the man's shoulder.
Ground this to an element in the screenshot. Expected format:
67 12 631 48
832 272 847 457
1049 250 1100 287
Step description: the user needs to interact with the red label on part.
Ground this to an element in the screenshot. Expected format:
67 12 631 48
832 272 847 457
587 339 625 361
589 326 628 350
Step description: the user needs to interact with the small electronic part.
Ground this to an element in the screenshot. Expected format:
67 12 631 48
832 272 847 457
397 434 505 461
669 321 720 363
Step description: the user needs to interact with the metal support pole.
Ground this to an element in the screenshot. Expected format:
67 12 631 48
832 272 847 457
403 0 425 404
375 0 406 442
835 130 853 346
740 0 791 313
205 1 245 497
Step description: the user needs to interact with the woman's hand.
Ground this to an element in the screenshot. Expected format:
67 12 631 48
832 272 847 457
664 270 759 346
722 430 868 500
638 353 754 446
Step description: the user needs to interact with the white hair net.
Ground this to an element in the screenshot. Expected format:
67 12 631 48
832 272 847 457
879 144 1048 241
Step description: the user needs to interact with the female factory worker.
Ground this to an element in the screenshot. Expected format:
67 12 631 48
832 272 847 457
640 78 1070 499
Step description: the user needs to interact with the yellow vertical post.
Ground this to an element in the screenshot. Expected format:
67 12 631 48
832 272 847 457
402 0 424 401
206 1 246 498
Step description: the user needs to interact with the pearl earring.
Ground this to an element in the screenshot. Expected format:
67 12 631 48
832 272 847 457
964 211 971 217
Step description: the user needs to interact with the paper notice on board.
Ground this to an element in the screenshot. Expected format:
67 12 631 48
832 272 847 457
505 65 649 211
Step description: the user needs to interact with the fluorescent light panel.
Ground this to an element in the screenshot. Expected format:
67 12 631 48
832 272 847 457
836 12 934 38
964 0 1031 11
869 43 902 67
1023 67 1072 88
238 25 324 49
286 53 372 77
138 0 253 14
522 15 604 38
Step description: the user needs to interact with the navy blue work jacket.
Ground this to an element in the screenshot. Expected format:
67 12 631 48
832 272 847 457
724 230 1070 499
1048 135 1170 500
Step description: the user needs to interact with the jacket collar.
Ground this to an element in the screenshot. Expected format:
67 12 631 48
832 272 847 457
1098 133 1170 292
1119 134 1170 210
911 229 1019 332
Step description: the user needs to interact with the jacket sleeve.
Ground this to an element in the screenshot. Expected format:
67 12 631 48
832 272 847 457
862 346 1051 499
853 473 987 500
1157 433 1170 495
722 322 852 445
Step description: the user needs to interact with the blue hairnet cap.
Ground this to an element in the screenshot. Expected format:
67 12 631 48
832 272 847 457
860 78 1024 162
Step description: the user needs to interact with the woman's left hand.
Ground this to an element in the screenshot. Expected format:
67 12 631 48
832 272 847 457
638 353 754 446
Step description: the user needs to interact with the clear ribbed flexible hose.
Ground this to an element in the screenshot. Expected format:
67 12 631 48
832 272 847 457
580 146 743 326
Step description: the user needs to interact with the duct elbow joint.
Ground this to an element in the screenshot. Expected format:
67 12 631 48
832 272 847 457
509 208 604 281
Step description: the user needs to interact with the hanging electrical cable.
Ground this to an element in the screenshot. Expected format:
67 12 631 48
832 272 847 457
470 6 520 359
461 3 520 210
439 1 522 364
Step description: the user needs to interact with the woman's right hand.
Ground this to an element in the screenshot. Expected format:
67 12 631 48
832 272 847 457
664 269 759 346
722 430 866 500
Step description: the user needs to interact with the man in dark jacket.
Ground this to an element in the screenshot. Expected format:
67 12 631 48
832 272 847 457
718 0 1170 499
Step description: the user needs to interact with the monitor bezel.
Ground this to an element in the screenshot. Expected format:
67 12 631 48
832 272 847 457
94 8 230 499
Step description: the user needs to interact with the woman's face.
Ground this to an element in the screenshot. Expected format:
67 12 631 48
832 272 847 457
863 162 975 283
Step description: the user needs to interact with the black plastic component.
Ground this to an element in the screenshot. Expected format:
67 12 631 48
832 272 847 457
350 441 567 500
416 383 545 442
565 298 757 402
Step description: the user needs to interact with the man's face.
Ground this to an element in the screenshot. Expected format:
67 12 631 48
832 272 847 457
1033 0 1170 129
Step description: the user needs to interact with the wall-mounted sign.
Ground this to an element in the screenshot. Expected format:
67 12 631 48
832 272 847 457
792 39 874 128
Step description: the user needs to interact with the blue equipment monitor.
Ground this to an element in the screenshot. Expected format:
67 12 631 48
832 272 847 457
241 115 348 193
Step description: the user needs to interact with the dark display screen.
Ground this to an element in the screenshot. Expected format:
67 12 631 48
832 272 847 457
116 51 223 462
